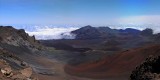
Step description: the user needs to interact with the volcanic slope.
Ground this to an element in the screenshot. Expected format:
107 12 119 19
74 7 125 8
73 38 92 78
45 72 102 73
0 26 81 80
65 44 160 80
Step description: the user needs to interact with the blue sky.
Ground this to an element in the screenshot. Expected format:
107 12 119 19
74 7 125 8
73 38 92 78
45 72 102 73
1 0 160 26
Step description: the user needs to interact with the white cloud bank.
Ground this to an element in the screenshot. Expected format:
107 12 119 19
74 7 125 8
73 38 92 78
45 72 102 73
116 15 160 33
26 26 78 40
12 15 160 40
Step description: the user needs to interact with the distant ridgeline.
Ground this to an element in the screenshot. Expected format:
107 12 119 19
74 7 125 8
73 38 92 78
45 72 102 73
71 25 160 40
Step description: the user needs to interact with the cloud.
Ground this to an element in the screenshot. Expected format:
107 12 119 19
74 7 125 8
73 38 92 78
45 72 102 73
26 26 78 40
115 15 160 33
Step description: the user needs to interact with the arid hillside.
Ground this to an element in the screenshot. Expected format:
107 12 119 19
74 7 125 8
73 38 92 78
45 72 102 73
65 45 160 80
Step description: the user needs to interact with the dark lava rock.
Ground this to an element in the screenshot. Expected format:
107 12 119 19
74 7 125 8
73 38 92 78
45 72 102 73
130 55 160 80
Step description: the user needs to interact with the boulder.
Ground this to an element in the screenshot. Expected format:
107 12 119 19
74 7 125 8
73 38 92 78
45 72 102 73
20 67 32 78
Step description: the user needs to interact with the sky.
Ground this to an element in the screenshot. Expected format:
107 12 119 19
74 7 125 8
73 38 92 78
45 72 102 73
1 0 160 40
1 0 160 26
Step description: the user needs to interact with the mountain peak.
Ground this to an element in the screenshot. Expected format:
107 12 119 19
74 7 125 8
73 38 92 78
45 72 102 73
71 25 101 39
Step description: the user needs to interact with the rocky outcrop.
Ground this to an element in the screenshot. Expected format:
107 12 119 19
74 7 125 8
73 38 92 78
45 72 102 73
0 59 38 80
130 55 160 80
0 48 38 80
0 26 43 50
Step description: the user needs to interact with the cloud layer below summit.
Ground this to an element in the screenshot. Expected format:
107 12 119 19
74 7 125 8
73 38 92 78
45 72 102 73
25 26 78 40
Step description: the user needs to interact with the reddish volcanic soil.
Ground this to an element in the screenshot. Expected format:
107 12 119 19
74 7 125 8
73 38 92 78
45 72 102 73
64 45 160 79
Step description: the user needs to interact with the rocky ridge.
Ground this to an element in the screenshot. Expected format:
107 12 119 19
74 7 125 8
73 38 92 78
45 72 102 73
0 26 43 50
130 55 160 80
0 26 43 80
